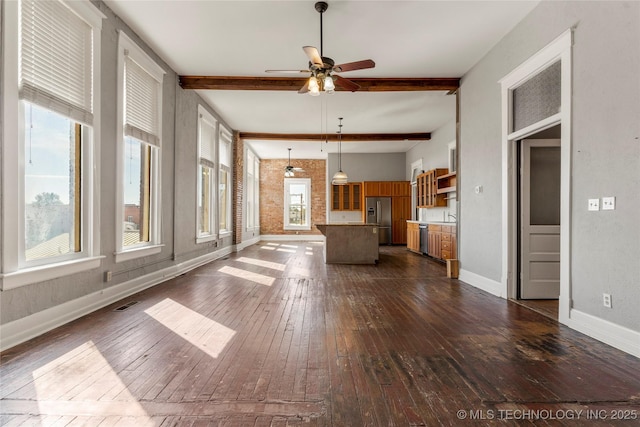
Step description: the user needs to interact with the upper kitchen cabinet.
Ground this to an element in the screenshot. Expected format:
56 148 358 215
331 182 362 211
392 181 411 197
436 172 457 195
363 181 392 197
417 169 448 208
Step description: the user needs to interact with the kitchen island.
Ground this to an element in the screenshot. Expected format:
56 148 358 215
315 223 379 264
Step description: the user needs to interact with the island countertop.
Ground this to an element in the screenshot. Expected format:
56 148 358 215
315 223 379 264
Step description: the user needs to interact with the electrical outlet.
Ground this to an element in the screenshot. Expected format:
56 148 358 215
603 293 612 308
602 197 616 210
588 199 600 211
104 271 112 282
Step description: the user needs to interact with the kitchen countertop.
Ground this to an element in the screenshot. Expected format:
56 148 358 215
406 220 457 225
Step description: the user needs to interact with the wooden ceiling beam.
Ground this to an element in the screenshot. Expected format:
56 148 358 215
238 132 430 142
179 76 460 92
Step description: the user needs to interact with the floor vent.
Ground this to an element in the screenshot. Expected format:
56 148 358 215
114 301 139 312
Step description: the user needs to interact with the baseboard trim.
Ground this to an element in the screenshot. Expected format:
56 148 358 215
235 236 260 251
260 234 324 242
0 246 233 352
567 309 640 358
458 269 504 298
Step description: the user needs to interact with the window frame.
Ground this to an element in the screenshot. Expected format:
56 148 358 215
196 105 218 243
284 178 311 231
245 148 260 231
218 126 233 236
115 32 166 263
1 0 105 291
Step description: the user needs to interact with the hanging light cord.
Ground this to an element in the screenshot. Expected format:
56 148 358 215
338 117 343 171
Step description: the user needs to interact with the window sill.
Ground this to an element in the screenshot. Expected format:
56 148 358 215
284 226 312 231
0 256 105 291
219 231 232 238
196 234 217 244
115 244 164 263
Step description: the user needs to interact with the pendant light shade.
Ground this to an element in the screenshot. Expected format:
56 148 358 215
331 170 348 185
331 117 348 185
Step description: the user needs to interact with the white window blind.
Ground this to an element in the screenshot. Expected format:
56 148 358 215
199 114 216 168
125 55 161 146
219 127 232 168
20 0 94 125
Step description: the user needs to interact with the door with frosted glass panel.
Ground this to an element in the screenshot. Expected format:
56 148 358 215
520 139 561 299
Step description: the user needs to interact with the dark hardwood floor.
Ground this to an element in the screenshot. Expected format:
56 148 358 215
1 242 639 426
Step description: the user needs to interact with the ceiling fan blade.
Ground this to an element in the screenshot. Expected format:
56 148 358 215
334 75 360 92
265 69 309 73
303 46 323 67
333 59 376 73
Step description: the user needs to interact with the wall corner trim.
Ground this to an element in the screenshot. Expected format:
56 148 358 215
458 269 504 298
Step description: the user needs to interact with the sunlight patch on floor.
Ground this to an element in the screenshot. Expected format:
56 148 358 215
218 265 275 287
276 248 296 253
32 341 154 424
145 298 236 359
236 256 286 271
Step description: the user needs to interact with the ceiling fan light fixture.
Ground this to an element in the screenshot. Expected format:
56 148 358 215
324 75 335 93
308 76 320 96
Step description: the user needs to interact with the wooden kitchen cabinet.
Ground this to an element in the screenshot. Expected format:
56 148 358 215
363 181 394 197
436 172 457 194
427 224 442 259
440 225 457 260
331 182 362 211
392 181 410 197
392 196 411 244
406 222 421 253
427 224 457 260
417 169 448 208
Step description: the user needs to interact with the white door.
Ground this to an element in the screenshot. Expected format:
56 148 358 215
520 139 561 299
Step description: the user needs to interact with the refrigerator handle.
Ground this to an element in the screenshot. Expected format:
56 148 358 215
376 201 381 224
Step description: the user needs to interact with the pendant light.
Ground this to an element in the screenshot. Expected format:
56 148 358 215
331 117 348 185
285 148 295 177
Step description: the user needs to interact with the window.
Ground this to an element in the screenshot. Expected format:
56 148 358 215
1 0 104 289
197 106 217 242
218 126 233 235
116 32 165 262
284 179 311 230
246 149 260 230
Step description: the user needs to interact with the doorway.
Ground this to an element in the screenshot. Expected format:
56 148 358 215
518 134 561 301
500 29 572 324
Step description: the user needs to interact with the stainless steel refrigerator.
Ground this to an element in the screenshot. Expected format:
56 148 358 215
365 197 392 245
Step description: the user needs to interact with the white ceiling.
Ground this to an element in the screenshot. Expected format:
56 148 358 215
104 0 539 159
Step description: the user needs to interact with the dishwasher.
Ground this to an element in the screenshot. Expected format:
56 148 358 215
419 224 429 255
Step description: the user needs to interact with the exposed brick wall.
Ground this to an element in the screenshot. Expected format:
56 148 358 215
232 133 243 245
260 159 326 235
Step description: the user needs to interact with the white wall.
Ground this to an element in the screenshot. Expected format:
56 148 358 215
459 1 640 332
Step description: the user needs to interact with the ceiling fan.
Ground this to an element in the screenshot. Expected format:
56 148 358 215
266 1 375 95
285 148 304 177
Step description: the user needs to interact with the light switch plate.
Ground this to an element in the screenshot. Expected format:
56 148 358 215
602 197 615 210
588 199 600 211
